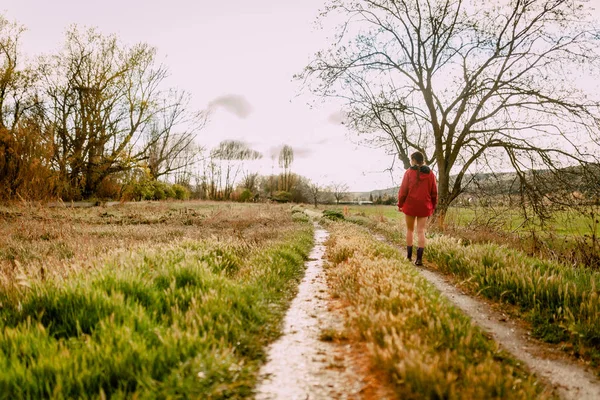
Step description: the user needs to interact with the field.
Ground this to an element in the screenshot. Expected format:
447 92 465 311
332 204 599 236
323 221 549 399
332 203 600 269
333 205 600 374
0 201 313 398
2 201 599 398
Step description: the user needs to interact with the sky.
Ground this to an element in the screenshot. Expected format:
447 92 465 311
1 0 399 192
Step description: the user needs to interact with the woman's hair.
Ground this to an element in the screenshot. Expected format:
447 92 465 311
410 151 425 181
411 151 424 165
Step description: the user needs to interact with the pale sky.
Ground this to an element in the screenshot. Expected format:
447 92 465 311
2 0 399 192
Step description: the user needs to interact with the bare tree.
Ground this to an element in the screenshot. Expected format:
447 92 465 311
278 144 294 192
306 180 325 208
239 171 259 193
0 15 48 199
302 0 600 224
210 140 262 199
40 26 170 199
331 181 350 204
145 89 208 181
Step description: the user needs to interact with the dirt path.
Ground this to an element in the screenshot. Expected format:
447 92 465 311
416 264 600 399
254 224 372 399
255 210 600 399
371 234 600 399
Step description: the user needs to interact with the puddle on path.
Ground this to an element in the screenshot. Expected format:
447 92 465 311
254 225 367 400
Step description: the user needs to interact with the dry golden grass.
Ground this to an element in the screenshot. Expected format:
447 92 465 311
0 201 295 286
324 221 550 399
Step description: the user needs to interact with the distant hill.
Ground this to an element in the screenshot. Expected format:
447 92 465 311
349 163 600 200
348 187 398 202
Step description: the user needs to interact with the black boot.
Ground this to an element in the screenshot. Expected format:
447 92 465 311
407 246 413 261
414 247 424 266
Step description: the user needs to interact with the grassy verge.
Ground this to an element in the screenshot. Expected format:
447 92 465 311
323 221 549 399
444 205 600 269
356 212 600 372
426 236 600 366
0 204 313 399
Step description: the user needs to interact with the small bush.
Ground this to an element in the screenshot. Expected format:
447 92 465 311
239 189 253 203
126 180 183 201
272 191 292 203
292 212 309 223
161 183 176 199
96 177 122 200
172 184 190 200
322 209 344 221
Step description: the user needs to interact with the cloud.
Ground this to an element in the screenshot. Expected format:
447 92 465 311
208 94 254 119
327 110 348 125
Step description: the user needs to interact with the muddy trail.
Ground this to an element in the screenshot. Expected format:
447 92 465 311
254 215 600 399
254 224 392 399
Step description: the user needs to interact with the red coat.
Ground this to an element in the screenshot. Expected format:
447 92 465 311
397 166 438 217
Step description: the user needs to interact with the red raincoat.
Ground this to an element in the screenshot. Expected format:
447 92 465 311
397 166 438 217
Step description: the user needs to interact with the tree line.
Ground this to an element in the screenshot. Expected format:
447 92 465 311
0 16 353 204
301 0 600 225
0 17 208 201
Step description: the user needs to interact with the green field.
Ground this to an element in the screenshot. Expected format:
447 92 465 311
327 203 599 237
0 202 313 399
445 206 600 236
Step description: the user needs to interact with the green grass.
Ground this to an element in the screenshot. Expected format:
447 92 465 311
446 205 600 237
0 207 314 399
338 204 401 221
323 221 550 399
425 237 600 362
354 211 600 372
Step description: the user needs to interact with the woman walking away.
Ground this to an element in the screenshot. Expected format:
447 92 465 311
397 152 438 266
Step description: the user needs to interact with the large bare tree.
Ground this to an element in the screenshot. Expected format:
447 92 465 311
40 26 170 198
302 0 600 223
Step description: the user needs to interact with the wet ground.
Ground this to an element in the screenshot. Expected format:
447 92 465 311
254 225 369 400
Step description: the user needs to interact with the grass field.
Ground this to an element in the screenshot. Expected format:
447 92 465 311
329 204 599 237
0 202 313 399
329 203 600 269
335 206 600 373
444 205 600 237
323 221 549 399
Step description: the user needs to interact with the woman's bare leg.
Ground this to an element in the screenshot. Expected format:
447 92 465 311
405 215 416 246
416 216 428 248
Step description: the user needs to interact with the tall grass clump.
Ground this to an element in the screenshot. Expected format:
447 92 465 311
324 222 549 399
0 210 313 399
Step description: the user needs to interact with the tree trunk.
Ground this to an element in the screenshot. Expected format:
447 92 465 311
435 162 451 231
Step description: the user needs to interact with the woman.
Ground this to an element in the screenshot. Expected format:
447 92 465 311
397 151 438 266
